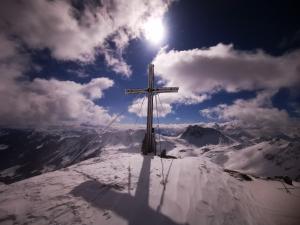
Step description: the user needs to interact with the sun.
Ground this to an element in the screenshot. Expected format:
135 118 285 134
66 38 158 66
143 18 165 44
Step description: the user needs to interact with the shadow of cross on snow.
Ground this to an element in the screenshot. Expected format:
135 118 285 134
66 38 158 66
71 156 187 225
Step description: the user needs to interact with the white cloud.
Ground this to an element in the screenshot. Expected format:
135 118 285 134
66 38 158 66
0 34 18 61
127 43 299 118
128 92 209 118
200 91 298 134
0 76 115 127
0 34 29 79
80 77 114 100
128 96 172 117
0 0 172 76
153 44 300 93
103 49 132 77
0 0 174 127
0 34 115 127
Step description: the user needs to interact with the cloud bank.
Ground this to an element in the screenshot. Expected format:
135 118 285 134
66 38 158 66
0 0 174 127
200 91 297 133
153 44 300 93
129 43 300 131
0 31 115 127
0 0 172 76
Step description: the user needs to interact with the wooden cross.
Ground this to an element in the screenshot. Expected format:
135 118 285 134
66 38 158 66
126 64 179 155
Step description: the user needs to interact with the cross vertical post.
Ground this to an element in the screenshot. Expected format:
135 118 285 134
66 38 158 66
146 64 154 155
126 64 179 155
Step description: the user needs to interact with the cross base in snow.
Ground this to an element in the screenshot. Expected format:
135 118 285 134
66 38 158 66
126 64 179 155
141 128 156 155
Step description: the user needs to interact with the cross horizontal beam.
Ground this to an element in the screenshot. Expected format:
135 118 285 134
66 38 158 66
152 87 179 93
125 88 147 94
125 87 179 95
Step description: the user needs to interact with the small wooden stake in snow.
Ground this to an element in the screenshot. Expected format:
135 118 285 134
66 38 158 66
126 64 179 155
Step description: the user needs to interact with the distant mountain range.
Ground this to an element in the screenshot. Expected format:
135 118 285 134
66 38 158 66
1 124 299 184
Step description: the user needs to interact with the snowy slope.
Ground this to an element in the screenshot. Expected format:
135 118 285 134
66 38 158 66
0 149 300 225
1 124 300 225
224 139 300 180
1 150 299 225
0 127 102 183
163 124 300 181
0 127 145 184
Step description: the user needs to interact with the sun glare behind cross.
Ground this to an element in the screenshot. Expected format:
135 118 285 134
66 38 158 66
143 18 165 44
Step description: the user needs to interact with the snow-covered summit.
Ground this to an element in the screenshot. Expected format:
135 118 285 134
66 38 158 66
0 123 300 225
1 152 299 225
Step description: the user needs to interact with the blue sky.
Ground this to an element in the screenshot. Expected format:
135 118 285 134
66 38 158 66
0 0 299 128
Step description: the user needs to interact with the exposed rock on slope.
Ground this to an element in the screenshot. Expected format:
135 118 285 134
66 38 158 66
180 125 233 147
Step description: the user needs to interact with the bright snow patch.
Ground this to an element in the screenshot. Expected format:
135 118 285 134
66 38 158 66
0 151 299 225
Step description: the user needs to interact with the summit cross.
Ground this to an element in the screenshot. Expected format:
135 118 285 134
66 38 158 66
126 64 179 155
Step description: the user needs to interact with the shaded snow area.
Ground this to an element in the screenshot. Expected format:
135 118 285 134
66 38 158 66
1 152 299 225
0 124 300 225
0 128 145 184
223 140 300 180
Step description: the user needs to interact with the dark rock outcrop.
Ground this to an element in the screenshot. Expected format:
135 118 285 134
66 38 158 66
180 125 233 147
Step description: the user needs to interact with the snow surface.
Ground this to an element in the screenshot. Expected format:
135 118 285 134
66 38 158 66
0 124 300 225
0 149 300 225
224 140 300 179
